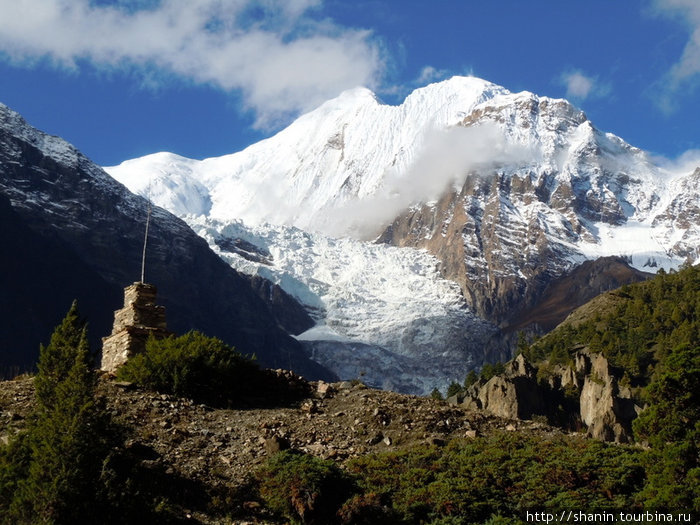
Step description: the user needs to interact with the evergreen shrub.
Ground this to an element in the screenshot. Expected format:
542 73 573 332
254 450 356 524
117 331 260 407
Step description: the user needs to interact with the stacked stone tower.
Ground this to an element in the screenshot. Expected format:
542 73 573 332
101 282 169 373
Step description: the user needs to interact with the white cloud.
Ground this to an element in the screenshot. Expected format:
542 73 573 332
321 123 540 238
559 70 611 101
562 71 594 99
651 148 700 175
0 0 384 128
416 65 449 85
651 0 700 111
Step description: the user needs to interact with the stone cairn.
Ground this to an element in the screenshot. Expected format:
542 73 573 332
101 282 170 373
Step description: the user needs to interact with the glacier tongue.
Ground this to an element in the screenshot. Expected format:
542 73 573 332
186 217 499 395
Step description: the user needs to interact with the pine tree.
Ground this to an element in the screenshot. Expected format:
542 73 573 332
446 381 462 398
1 302 109 524
633 342 700 510
430 388 444 400
464 370 478 389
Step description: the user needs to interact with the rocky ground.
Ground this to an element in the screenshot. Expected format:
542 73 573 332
0 372 567 524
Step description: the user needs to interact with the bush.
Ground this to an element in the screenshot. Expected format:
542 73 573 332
336 492 397 524
254 450 356 525
346 433 647 523
117 331 260 407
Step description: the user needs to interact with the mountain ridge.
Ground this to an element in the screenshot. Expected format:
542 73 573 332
0 102 330 380
104 75 700 390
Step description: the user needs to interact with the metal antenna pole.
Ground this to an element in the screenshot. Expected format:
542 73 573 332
140 199 151 284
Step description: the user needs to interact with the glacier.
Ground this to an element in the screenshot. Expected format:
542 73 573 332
186 217 500 394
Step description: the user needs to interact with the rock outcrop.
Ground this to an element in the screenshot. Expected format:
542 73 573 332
454 355 546 420
575 351 640 443
449 350 643 442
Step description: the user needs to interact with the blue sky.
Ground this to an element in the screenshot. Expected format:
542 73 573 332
0 0 698 167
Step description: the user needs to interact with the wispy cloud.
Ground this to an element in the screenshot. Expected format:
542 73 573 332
0 0 384 128
651 148 700 175
559 70 610 101
416 65 450 85
320 123 539 239
650 0 700 112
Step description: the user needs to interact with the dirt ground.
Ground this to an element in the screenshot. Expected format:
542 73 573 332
0 374 564 524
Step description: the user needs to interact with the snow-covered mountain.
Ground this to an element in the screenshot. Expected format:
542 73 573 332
108 78 510 234
107 76 697 262
106 76 700 392
0 102 330 380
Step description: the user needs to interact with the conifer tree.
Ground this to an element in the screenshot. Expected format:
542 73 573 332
446 381 462 398
1 301 109 524
430 387 444 400
464 370 478 389
633 342 700 510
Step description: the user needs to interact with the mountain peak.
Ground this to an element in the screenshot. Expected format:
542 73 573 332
405 75 510 109
1 100 87 174
107 74 698 271
337 86 379 102
309 86 381 116
0 101 30 135
426 74 507 95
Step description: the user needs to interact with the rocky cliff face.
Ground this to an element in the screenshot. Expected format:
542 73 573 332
575 351 640 442
0 103 329 380
449 350 643 443
376 91 688 325
377 171 578 323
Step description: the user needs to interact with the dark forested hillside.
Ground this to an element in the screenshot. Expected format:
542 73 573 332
523 263 700 385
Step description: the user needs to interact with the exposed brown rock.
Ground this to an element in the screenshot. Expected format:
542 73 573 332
264 435 290 455
448 350 642 443
377 173 579 325
505 257 651 333
576 351 640 443
452 354 546 420
379 173 651 335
